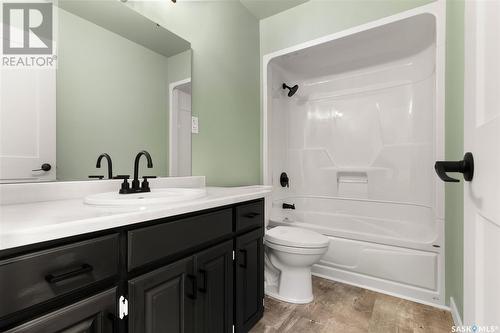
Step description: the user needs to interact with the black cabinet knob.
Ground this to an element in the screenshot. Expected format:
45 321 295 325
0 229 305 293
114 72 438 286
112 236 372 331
32 163 51 172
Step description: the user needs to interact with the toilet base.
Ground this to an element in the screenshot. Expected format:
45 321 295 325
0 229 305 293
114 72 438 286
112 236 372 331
265 284 314 304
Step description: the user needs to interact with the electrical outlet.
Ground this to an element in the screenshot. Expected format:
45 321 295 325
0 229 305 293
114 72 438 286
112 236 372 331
191 116 199 134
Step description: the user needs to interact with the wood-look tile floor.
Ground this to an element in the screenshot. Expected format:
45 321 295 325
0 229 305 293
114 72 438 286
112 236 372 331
250 276 453 333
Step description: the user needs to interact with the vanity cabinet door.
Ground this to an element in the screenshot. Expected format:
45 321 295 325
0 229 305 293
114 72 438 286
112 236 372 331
234 229 264 333
128 257 195 333
194 240 233 333
4 288 117 333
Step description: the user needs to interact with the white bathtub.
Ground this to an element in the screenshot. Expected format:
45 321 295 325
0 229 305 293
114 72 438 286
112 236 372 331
270 196 444 306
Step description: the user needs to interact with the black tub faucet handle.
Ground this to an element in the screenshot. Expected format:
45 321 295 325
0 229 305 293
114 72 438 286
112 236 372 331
280 172 289 188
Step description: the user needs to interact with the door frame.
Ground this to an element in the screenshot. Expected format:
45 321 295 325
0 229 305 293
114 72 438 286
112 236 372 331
168 77 191 177
463 1 474 324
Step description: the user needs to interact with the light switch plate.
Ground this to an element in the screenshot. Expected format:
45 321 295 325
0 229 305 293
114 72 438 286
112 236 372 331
191 116 199 134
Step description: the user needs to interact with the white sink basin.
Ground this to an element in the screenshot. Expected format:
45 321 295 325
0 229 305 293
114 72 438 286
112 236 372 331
84 188 207 206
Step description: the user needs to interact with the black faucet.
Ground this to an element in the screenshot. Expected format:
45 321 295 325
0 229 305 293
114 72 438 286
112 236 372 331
96 153 113 179
282 203 295 210
88 153 112 180
115 151 157 194
132 150 153 191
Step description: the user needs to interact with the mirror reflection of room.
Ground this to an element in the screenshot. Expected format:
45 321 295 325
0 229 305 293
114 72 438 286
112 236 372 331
0 1 192 182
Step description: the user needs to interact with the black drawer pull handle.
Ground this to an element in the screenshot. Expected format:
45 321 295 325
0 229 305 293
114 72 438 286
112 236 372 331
198 269 208 293
239 249 247 268
45 263 93 283
187 274 197 300
244 212 260 218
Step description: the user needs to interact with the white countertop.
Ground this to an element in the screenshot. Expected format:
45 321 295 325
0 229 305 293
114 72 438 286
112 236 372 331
0 185 271 251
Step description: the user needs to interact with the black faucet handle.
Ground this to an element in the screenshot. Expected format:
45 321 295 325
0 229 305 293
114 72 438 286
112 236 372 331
114 175 131 194
280 172 289 187
88 175 104 180
141 176 156 192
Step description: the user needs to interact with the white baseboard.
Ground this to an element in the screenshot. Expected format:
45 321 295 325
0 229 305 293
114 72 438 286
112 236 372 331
450 297 463 326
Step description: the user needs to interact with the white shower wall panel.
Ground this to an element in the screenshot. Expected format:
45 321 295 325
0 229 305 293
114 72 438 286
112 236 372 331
272 44 436 205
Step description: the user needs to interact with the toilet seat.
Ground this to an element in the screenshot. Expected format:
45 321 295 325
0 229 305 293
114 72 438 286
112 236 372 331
264 241 328 255
265 226 329 248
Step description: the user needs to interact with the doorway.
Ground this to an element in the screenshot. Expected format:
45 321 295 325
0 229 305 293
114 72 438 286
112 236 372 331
169 78 192 177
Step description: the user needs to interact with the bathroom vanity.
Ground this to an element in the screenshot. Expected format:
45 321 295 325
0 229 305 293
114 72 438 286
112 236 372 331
0 180 269 333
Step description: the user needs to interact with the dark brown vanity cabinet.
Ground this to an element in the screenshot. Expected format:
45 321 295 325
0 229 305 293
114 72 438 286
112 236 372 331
4 288 117 333
0 235 119 319
129 257 196 333
195 240 234 333
129 241 236 333
235 229 264 333
0 199 265 333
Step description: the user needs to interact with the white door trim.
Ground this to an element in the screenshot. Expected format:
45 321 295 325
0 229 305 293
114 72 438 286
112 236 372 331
463 2 475 323
168 77 191 176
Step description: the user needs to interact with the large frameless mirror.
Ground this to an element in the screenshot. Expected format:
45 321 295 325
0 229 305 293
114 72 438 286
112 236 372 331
0 0 192 183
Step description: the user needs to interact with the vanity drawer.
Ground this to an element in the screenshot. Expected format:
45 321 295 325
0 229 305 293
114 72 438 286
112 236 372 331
235 200 264 232
0 234 119 318
128 209 232 271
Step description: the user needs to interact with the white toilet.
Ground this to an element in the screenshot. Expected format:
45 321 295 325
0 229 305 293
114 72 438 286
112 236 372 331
264 226 329 304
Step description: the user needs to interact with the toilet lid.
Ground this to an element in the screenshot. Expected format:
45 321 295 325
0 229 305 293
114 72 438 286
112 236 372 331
265 226 329 248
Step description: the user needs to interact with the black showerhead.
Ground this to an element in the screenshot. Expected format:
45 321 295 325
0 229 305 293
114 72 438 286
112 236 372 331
282 83 299 97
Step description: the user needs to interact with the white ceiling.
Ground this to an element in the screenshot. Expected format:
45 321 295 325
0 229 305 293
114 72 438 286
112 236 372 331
240 0 309 20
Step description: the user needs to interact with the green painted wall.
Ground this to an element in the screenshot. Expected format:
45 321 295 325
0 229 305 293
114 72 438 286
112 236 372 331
167 50 192 85
445 0 464 318
129 1 261 186
57 9 172 180
260 0 465 318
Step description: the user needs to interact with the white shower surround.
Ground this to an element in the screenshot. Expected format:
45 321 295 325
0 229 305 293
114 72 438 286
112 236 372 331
262 2 446 307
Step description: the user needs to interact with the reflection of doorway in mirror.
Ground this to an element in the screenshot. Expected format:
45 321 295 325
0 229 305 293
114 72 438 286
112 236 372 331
0 69 56 183
169 78 192 177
